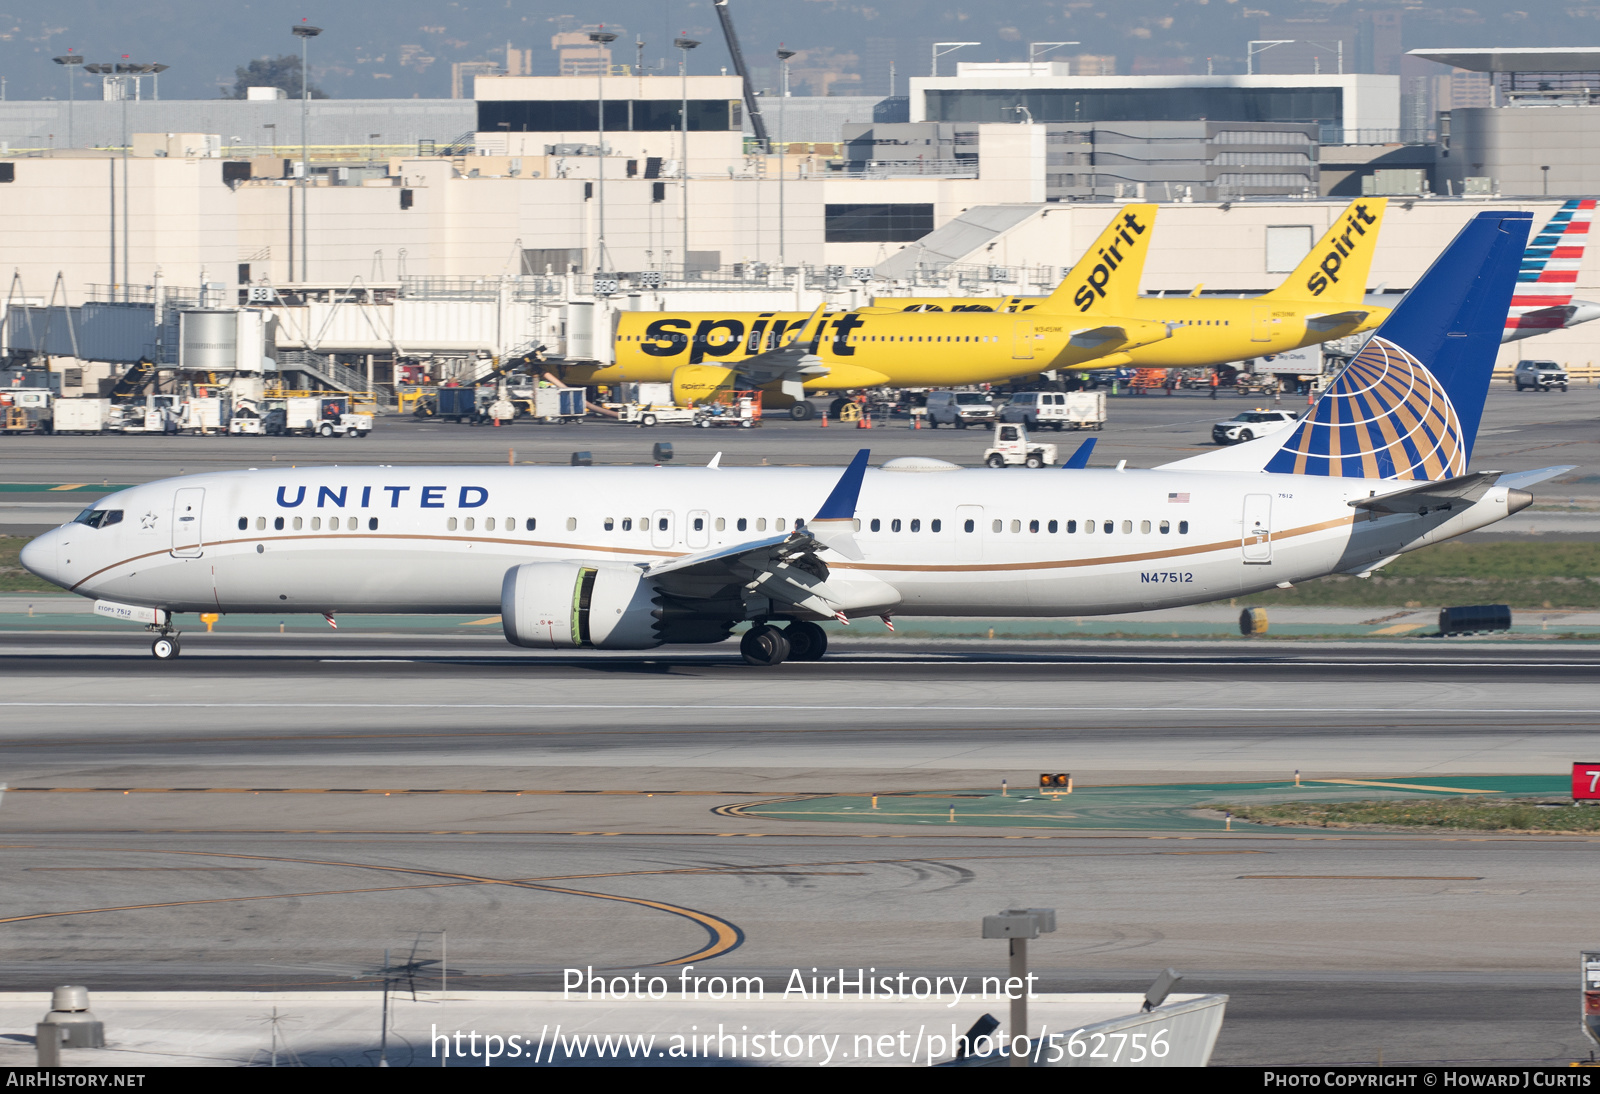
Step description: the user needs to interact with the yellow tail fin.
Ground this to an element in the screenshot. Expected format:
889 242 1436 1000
1039 203 1158 315
1268 197 1388 304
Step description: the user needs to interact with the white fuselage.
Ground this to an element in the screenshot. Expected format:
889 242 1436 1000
24 464 1520 624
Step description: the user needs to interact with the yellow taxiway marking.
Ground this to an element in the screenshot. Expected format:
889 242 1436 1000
1369 624 1427 635
49 484 88 491
1311 779 1502 795
462 616 503 626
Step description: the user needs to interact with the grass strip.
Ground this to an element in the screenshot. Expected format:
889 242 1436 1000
1209 797 1600 833
0 536 57 592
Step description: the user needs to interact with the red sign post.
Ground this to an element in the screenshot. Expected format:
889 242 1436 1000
1572 763 1600 801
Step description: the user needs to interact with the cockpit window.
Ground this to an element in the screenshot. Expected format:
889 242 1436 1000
73 508 123 528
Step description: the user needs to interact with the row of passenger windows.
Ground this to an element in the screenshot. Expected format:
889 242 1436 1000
240 515 382 532
971 518 1190 535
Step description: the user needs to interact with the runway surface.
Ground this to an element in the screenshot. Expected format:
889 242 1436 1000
1 636 1596 1065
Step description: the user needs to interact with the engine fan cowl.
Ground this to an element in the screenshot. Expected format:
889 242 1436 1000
501 562 663 650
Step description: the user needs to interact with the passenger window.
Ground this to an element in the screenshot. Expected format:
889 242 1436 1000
1066 520 1076 533
964 519 974 533
737 518 747 531
567 517 577 531
1010 520 1021 532
604 517 615 531
1104 521 1114 534
1140 520 1151 534
294 516 304 530
368 517 378 531
465 517 475 531
694 517 704 531
910 519 921 532
447 517 457 531
1121 520 1132 534
1160 520 1170 534
526 517 537 531
715 517 725 531
871 518 881 532
992 519 1002 533
1029 520 1039 533
658 517 668 531
931 519 941 532
756 518 767 531
622 518 632 531
1179 521 1190 534
505 516 513 529
312 516 323 530
1086 520 1095 534
274 516 284 531
237 517 247 531
1048 520 1058 533
486 518 497 531
252 516 265 530
891 519 902 532
776 518 786 531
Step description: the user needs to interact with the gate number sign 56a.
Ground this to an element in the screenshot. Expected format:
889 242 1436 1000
1572 764 1600 801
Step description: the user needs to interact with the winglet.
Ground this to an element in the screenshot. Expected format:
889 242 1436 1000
707 451 722 469
813 449 870 521
1063 436 1096 469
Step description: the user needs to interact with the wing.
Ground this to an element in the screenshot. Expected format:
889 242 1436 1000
641 450 894 619
1349 470 1502 514
729 304 834 385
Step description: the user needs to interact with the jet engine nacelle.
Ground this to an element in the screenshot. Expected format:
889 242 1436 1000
501 562 662 650
671 365 737 407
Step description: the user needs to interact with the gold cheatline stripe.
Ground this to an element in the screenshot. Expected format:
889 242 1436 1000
69 514 1356 593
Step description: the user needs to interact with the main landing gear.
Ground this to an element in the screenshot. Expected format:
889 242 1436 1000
739 621 829 666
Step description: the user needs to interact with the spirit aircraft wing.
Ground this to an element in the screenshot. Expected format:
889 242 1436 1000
725 304 833 385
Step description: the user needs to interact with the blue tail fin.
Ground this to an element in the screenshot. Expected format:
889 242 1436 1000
1063 436 1096 469
1263 210 1532 480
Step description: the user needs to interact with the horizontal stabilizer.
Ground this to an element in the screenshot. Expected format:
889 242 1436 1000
1497 465 1576 491
1306 310 1370 331
1349 471 1501 514
1069 325 1128 348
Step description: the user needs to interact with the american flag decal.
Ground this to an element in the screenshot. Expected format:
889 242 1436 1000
1168 492 1190 503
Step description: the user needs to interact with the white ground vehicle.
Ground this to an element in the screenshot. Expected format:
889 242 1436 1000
285 397 372 438
52 398 112 435
1001 390 1107 431
983 422 1059 468
924 390 996 428
618 402 701 427
1514 359 1568 392
1212 408 1299 446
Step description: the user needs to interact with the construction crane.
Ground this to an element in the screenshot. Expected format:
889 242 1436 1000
713 0 771 151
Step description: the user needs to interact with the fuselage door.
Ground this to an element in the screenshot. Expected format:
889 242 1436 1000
1012 321 1036 360
171 487 205 558
955 504 984 562
651 509 675 550
1251 305 1272 342
686 509 710 549
1242 493 1272 563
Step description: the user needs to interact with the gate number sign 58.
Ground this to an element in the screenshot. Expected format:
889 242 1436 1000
1572 764 1600 801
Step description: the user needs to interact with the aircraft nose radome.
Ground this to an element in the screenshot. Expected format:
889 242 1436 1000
19 533 61 587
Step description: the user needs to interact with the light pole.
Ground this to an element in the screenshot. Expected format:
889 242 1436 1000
931 42 980 77
776 47 794 268
51 54 83 148
292 22 322 283
590 28 618 274
1027 41 1078 76
1246 40 1295 76
674 36 699 279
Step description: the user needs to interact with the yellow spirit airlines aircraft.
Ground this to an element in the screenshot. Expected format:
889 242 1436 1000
881 198 1392 371
555 207 1170 418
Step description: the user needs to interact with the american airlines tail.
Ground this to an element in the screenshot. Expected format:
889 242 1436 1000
1039 203 1157 315
1166 209 1534 478
1504 198 1600 342
1262 198 1387 306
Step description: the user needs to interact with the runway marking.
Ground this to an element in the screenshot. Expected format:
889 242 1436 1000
1239 875 1485 881
25 866 264 871
0 846 745 968
1312 779 1503 795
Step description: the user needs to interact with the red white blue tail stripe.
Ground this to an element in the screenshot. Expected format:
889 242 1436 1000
1507 199 1595 336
